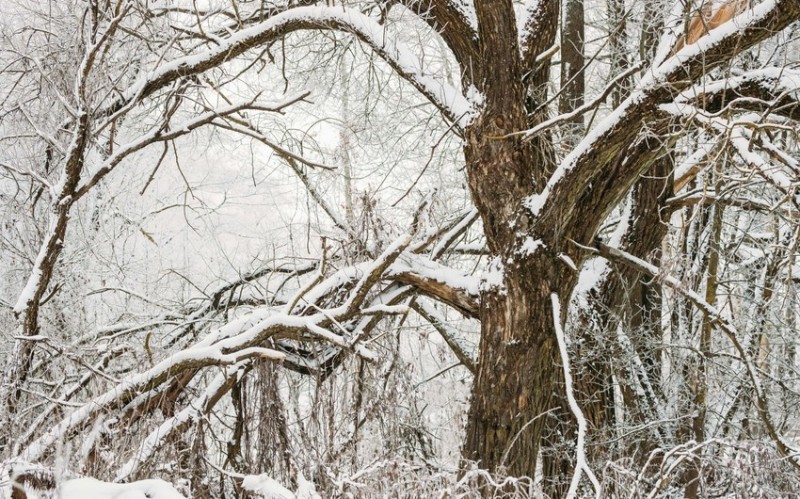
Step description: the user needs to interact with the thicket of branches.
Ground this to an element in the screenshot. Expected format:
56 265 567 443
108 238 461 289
0 0 799 497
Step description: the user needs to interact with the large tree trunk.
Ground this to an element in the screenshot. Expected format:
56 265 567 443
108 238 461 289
457 0 566 463
460 97 573 483
464 260 576 479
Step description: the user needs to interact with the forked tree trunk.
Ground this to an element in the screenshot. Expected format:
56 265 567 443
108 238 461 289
460 106 576 484
457 2 577 480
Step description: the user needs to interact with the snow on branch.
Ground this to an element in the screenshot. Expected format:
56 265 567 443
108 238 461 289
677 67 800 102
18 334 289 462
729 127 797 198
18 231 485 463
285 243 480 320
115 364 244 482
120 6 475 129
665 102 799 201
427 208 479 259
673 67 800 121
335 235 413 318
525 0 800 220
550 294 601 499
390 255 480 317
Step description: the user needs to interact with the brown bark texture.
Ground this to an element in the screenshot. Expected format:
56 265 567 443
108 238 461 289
458 0 800 484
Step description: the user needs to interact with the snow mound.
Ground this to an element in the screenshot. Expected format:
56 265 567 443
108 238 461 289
58 478 186 499
241 473 295 498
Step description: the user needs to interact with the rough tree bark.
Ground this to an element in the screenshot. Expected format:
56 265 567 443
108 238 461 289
460 0 800 485
460 1 568 483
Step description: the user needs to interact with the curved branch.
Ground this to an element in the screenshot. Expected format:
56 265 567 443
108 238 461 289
389 255 480 318
118 6 473 128
677 68 800 120
18 237 417 462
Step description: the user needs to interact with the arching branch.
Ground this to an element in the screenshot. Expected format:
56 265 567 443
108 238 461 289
119 6 474 128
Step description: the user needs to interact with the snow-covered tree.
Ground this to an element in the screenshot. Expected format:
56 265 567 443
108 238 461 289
1 0 800 497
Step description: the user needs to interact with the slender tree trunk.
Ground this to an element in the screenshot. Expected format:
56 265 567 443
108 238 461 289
560 0 585 138
685 185 723 499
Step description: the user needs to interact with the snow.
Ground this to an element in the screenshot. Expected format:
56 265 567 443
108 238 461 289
393 255 481 297
115 365 242 482
58 478 187 499
558 253 578 271
525 89 647 217
674 143 713 185
295 473 322 499
608 196 632 248
517 237 544 256
676 67 800 104
659 0 781 71
13 217 53 314
239 472 320 499
464 85 485 114
651 0 687 67
447 0 477 34
551 294 601 498
480 257 505 293
241 473 295 499
519 0 545 45
730 128 793 192
664 99 796 198
360 303 410 315
573 257 609 307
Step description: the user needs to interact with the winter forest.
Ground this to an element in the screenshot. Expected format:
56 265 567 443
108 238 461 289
1 0 799 497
